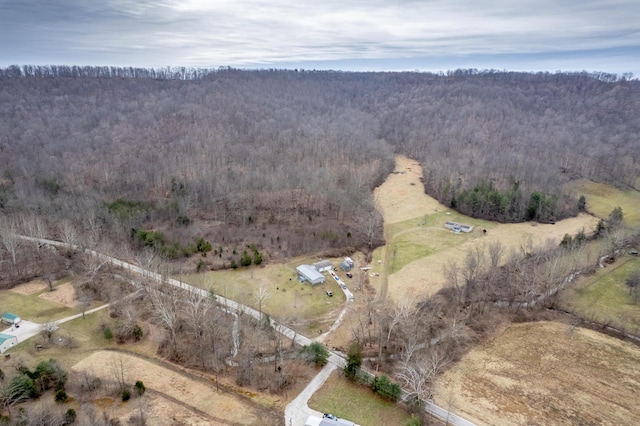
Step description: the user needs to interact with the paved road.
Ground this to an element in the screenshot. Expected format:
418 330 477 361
15 235 475 426
285 362 338 426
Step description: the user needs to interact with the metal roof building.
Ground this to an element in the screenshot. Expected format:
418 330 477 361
0 333 18 354
296 265 326 285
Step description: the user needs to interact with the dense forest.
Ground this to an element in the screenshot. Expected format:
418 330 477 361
0 67 639 272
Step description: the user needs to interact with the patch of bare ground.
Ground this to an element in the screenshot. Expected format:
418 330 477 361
72 351 283 425
374 155 446 224
38 281 77 307
10 278 47 294
438 321 640 425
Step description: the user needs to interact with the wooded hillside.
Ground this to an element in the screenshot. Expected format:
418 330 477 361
0 68 638 265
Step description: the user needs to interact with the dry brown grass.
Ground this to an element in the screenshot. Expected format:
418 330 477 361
71 351 277 425
373 156 600 303
38 281 77 307
438 321 640 425
10 278 47 295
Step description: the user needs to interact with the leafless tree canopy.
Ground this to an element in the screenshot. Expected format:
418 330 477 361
0 68 638 270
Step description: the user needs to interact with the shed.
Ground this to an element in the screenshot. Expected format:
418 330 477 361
0 333 18 354
313 260 333 273
340 257 355 271
1 312 21 326
297 265 326 285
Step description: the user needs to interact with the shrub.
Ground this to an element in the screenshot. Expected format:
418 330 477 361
302 342 329 366
372 375 402 402
103 326 113 340
196 259 206 272
122 388 131 401
64 408 77 424
240 250 252 267
55 389 68 403
134 380 146 396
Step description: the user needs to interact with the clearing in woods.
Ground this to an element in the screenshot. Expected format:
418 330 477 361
372 155 600 303
438 321 640 425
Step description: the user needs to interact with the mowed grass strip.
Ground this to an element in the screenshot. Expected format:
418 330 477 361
562 255 640 333
308 372 413 426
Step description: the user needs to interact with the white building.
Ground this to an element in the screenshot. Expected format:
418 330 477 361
444 221 474 233
0 333 18 354
297 265 326 285
313 260 333 273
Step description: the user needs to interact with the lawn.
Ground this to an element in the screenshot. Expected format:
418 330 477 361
566 179 640 228
560 254 640 334
179 256 347 335
0 290 75 322
308 372 414 426
9 310 114 369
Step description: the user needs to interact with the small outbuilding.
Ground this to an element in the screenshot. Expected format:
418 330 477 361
0 333 18 354
297 265 326 285
313 260 333 273
340 257 355 271
1 312 21 326
444 221 474 233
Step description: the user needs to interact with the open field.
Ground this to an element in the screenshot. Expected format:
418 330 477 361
308 371 414 426
72 350 282 425
439 321 640 425
180 255 357 335
560 254 640 334
371 156 600 302
0 288 75 322
566 179 640 229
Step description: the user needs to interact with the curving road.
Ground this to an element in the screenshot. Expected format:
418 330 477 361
14 235 475 426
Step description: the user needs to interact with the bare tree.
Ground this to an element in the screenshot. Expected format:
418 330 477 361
149 285 181 358
254 285 271 317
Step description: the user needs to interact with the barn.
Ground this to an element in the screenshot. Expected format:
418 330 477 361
0 333 18 354
1 312 21 326
297 265 326 285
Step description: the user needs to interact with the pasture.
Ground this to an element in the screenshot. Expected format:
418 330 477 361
371 156 600 303
566 179 640 228
560 253 640 334
438 321 640 425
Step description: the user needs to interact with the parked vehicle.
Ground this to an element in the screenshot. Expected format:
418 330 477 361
346 273 353 278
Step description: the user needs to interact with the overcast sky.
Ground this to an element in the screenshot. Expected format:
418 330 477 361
1 0 638 75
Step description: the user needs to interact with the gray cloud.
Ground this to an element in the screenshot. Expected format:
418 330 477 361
0 0 638 73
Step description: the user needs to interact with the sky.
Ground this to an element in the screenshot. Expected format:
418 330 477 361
1 0 639 76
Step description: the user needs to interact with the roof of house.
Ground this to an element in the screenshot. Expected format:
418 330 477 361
0 333 18 344
297 265 325 282
1 313 19 321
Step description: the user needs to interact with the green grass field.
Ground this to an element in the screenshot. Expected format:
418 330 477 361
385 212 495 273
567 180 640 228
179 256 346 335
308 372 414 426
0 291 75 322
561 254 640 334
